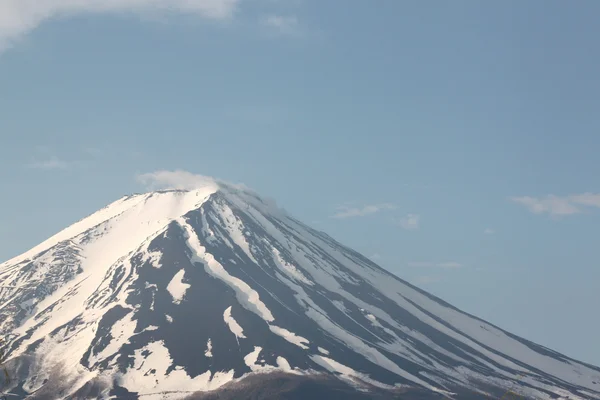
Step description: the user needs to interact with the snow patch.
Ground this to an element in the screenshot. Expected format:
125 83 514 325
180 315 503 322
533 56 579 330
120 340 235 397
205 338 213 358
142 248 163 269
243 346 281 374
269 325 310 349
276 356 292 372
224 306 246 343
166 269 190 304
310 355 396 390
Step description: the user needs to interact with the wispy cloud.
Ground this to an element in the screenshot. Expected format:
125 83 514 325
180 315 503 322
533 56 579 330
260 14 300 35
399 213 420 230
137 170 218 191
0 0 241 52
408 261 463 269
331 203 396 219
136 170 278 208
369 253 382 261
27 156 69 170
484 228 495 235
510 193 600 216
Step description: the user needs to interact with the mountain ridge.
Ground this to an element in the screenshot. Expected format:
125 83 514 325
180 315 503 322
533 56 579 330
1 184 599 399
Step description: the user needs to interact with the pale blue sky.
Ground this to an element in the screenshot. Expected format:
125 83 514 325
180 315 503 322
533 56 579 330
1 1 599 365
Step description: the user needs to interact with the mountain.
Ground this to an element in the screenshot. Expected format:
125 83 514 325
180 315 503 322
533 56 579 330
1 180 599 400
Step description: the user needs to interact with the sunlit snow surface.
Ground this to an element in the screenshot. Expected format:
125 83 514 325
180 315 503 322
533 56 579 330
1 183 599 399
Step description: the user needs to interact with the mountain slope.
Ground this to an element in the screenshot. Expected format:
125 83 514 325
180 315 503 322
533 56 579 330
1 182 599 400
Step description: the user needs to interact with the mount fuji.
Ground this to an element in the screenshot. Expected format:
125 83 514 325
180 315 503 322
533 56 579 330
1 179 599 400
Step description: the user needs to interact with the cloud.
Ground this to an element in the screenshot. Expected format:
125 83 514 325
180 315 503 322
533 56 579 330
262 15 296 29
484 228 495 235
408 261 463 269
567 193 600 207
27 156 69 170
399 213 419 230
331 203 396 219
369 253 382 261
0 0 241 52
137 170 282 212
510 193 600 216
260 15 299 35
437 261 462 269
137 170 218 191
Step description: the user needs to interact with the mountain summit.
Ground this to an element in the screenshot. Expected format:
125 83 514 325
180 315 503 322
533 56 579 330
1 182 599 399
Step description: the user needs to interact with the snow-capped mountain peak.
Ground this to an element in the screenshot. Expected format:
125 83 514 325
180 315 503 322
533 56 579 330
1 185 599 399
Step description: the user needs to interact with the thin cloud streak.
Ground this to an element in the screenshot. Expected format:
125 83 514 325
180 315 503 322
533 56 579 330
369 253 382 261
136 170 218 191
331 203 396 219
261 14 300 35
408 261 463 269
510 193 600 216
27 156 69 170
399 213 419 230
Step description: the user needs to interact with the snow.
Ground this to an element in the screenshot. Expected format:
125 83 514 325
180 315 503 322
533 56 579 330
166 269 190 304
223 306 246 343
179 218 274 322
145 282 158 311
318 347 330 355
88 310 137 367
271 218 529 373
242 346 289 374
271 247 313 286
278 217 600 393
310 355 395 390
10 189 217 359
22 320 99 395
213 202 258 264
143 249 163 269
200 208 217 244
276 356 292 372
120 340 235 397
269 325 310 349
0 195 136 269
228 199 546 391
335 249 593 388
217 212 434 388
244 346 268 372
304 307 436 390
205 338 213 358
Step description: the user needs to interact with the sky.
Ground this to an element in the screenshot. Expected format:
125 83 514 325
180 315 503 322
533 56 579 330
1 1 599 365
